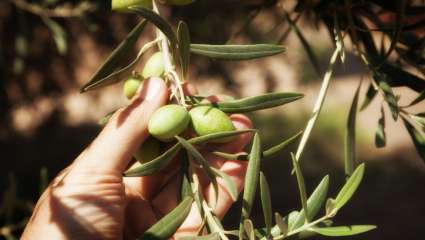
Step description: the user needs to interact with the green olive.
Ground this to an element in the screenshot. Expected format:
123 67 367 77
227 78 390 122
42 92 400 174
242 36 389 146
189 106 236 143
123 76 143 99
111 0 152 11
148 104 190 141
162 0 195 6
142 52 165 79
134 137 161 163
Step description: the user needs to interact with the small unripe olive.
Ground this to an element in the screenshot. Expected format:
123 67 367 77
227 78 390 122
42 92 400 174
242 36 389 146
162 0 195 6
134 137 161 163
148 104 190 141
123 76 142 99
189 106 236 143
142 52 165 79
112 0 152 12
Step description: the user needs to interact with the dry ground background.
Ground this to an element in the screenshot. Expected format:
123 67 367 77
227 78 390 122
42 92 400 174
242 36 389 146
0 0 425 239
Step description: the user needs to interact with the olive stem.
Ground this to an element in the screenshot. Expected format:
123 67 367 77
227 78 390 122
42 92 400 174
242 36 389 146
152 0 186 106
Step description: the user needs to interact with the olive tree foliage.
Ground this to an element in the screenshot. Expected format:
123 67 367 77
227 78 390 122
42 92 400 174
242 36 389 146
2 0 425 239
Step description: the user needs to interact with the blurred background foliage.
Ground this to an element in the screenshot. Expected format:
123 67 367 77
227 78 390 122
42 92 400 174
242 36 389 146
1 0 425 239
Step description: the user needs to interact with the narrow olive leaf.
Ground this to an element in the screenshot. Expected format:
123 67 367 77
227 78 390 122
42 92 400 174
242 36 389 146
211 151 248 161
190 44 286 60
263 131 303 158
243 219 256 240
375 106 386 148
81 20 147 92
333 163 365 212
402 117 425 162
42 16 67 55
177 21 191 79
211 167 238 202
98 110 118 126
295 46 342 161
287 210 300 231
260 172 273 237
180 174 193 200
141 197 193 240
189 129 255 144
124 143 181 177
239 132 261 237
381 0 405 61
325 198 336 216
199 92 303 113
344 82 361 177
374 71 399 120
360 83 378 111
284 12 321 76
333 14 345 63
177 233 220 240
380 62 425 93
292 175 329 229
176 136 217 188
291 153 309 222
312 225 376 237
274 213 288 237
407 90 425 107
130 6 178 47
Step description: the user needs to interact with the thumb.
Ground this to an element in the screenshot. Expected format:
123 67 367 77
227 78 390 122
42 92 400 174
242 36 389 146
72 77 169 174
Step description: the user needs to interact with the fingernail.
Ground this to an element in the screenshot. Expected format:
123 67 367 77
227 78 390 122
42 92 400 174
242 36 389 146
139 77 163 101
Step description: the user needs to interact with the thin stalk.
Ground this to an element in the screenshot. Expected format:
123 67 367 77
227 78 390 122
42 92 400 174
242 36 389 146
272 215 329 240
294 45 342 162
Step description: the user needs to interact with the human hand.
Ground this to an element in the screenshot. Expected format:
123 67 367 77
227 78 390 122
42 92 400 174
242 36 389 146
22 77 253 240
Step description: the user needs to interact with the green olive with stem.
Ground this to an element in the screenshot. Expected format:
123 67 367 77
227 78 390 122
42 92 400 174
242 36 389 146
148 104 190 141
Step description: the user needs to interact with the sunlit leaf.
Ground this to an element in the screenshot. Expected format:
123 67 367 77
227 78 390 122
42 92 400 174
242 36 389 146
198 92 303 113
81 20 147 92
263 131 302 158
211 167 238 202
239 133 261 237
312 225 376 236
333 163 365 213
374 72 399 120
141 197 193 240
274 212 288 237
243 219 256 240
291 153 309 222
344 82 361 176
190 44 286 60
292 175 329 229
260 172 273 237
177 21 191 79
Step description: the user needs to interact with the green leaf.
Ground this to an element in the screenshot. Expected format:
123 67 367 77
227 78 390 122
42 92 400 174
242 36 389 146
333 163 365 212
243 219 256 240
176 136 218 198
124 143 181 177
285 12 321 76
42 16 67 55
287 210 300 231
325 198 336 216
333 14 345 63
292 175 329 229
375 106 386 148
291 153 309 222
177 233 220 240
239 132 262 236
263 131 302 158
407 90 425 107
274 213 288 237
344 82 361 176
402 117 425 162
124 130 254 177
190 44 286 60
177 21 191 79
112 0 152 11
375 72 399 120
211 151 248 161
81 20 147 92
199 92 303 113
130 6 178 48
141 197 193 240
312 225 376 237
98 110 117 126
380 63 425 93
360 83 378 111
260 172 273 237
211 167 238 202
381 0 405 61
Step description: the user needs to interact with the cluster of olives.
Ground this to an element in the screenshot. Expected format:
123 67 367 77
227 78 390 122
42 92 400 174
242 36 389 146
124 52 236 164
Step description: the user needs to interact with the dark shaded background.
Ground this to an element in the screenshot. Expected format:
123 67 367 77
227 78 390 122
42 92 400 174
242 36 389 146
1 0 424 239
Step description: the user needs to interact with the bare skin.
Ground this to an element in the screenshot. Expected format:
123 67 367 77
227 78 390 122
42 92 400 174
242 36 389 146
22 77 253 240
